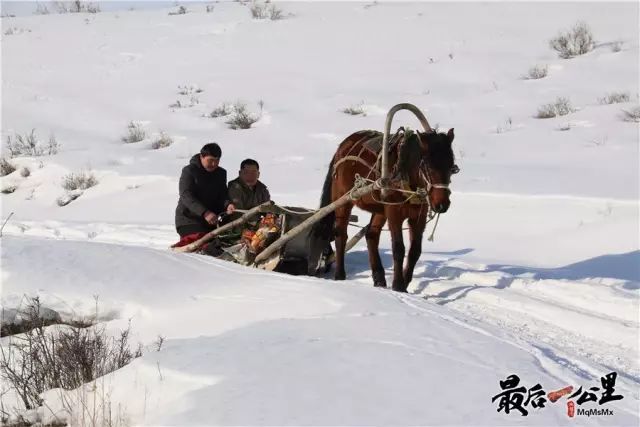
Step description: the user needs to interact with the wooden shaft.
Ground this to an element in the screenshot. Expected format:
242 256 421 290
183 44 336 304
345 224 368 252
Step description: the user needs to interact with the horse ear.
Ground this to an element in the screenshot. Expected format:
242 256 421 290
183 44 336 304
447 128 455 143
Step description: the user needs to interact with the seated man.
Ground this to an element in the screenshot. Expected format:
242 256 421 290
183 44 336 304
173 143 235 249
228 158 271 210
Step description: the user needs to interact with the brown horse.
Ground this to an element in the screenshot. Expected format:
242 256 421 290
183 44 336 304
315 109 458 292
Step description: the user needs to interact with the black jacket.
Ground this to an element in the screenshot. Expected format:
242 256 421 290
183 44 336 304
175 154 230 236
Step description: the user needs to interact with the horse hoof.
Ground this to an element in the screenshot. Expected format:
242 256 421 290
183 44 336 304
372 271 386 288
392 282 407 292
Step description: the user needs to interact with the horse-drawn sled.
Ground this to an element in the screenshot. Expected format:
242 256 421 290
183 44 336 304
172 103 458 291
172 201 342 275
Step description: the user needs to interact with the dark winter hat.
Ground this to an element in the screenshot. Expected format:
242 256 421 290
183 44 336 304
201 143 222 158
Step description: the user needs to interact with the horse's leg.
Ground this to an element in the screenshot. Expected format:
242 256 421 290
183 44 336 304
333 204 352 281
366 213 387 287
404 212 427 286
386 210 407 292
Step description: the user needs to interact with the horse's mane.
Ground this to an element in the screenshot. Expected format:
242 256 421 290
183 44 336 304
424 132 455 171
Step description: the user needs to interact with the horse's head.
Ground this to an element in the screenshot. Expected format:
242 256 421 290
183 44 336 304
398 128 458 213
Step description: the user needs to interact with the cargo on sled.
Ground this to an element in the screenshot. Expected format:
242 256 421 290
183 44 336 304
172 201 360 276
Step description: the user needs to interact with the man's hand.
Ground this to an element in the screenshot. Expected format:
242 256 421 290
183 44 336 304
226 203 236 215
203 211 218 225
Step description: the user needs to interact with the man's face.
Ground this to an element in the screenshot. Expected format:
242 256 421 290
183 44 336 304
239 165 259 186
200 155 220 172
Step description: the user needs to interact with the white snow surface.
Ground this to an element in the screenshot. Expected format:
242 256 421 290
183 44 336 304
1 1 639 425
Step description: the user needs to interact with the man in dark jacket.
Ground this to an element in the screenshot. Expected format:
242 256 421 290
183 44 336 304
228 158 271 210
174 143 236 245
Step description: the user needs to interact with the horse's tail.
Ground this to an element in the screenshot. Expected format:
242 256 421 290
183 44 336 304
313 155 336 240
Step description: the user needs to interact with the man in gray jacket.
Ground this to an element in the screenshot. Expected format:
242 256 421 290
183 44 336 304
228 158 271 210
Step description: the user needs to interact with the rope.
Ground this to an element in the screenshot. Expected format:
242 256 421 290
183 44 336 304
348 222 410 231
348 174 371 200
351 175 429 206
370 188 417 205
427 213 441 242
273 205 317 215
234 206 319 216
346 205 439 238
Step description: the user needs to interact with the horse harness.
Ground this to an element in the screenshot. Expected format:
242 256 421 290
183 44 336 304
332 128 448 205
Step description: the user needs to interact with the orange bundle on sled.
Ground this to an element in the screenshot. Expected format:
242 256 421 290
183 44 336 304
249 214 281 254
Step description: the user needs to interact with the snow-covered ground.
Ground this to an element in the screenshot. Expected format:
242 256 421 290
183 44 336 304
1 1 638 425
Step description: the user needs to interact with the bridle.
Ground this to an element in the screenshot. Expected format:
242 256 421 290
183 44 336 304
412 132 459 195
